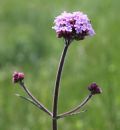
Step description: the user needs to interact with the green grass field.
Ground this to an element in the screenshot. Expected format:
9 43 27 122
0 0 120 130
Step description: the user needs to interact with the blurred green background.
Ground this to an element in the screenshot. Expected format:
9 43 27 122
0 0 120 130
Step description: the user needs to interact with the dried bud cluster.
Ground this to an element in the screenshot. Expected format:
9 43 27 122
52 11 95 41
12 71 24 83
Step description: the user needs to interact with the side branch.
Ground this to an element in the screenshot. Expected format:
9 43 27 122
57 110 86 119
19 81 52 117
57 93 92 119
15 94 40 108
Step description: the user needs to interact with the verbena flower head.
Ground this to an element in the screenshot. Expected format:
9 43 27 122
12 71 24 83
52 11 95 41
88 82 102 95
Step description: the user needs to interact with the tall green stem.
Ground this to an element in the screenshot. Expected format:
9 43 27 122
52 40 70 130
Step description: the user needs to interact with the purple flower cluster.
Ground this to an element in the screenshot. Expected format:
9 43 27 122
88 82 102 95
12 71 24 83
52 11 95 40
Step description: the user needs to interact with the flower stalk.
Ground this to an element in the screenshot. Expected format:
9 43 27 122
52 39 70 130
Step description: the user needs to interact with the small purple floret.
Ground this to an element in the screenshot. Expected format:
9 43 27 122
88 83 102 95
12 71 24 83
52 11 95 40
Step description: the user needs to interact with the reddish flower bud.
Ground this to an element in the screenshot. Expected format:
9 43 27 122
12 71 24 83
88 82 102 95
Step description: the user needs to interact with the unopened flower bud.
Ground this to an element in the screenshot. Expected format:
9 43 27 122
88 82 102 95
12 71 24 83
